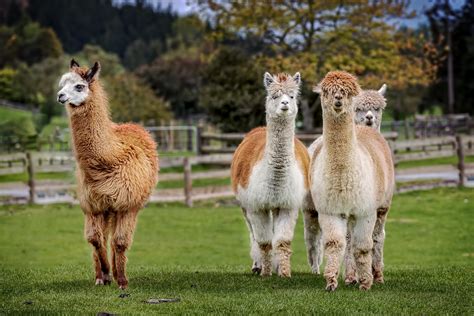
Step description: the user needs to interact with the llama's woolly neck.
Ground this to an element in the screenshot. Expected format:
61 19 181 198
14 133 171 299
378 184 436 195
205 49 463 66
263 114 296 188
69 82 118 162
322 110 357 165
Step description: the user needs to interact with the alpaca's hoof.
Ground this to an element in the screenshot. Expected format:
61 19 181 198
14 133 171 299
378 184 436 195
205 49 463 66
359 284 371 291
373 271 384 283
117 277 128 290
95 278 104 285
344 276 357 285
311 266 320 275
103 273 112 285
278 264 291 278
252 266 262 275
325 283 337 292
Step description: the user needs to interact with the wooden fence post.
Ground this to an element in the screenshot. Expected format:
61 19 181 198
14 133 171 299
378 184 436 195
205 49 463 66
196 126 203 155
456 135 465 187
26 152 35 204
404 120 410 140
183 157 193 207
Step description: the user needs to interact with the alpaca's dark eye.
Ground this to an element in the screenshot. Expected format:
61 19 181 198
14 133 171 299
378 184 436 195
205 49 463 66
75 84 85 92
290 95 294 99
272 94 279 100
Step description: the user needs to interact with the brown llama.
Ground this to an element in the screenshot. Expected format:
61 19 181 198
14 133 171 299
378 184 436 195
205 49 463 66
57 60 159 289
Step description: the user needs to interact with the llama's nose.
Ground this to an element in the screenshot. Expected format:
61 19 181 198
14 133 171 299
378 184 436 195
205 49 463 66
57 93 67 104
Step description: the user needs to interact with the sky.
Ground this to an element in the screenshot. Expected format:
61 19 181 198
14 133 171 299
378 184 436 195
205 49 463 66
116 0 467 28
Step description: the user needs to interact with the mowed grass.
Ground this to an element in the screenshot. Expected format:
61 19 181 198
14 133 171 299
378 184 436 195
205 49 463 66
0 188 473 314
396 155 474 169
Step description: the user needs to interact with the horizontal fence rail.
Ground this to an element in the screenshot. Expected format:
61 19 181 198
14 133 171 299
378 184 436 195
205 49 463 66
0 135 473 205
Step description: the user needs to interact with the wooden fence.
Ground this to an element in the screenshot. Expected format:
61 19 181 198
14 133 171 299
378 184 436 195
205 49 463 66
0 135 473 206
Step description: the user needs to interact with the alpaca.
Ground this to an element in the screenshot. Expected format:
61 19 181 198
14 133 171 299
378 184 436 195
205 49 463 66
57 60 159 289
308 71 394 291
354 84 387 131
231 72 318 277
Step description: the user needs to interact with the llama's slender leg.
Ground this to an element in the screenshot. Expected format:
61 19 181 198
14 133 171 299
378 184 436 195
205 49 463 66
272 208 298 277
372 207 389 283
319 213 347 291
246 209 273 276
352 213 377 290
344 219 357 285
84 212 111 285
303 208 323 274
112 209 139 289
242 208 261 274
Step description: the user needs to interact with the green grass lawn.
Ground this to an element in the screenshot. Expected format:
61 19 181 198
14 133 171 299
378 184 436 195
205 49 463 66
0 188 473 314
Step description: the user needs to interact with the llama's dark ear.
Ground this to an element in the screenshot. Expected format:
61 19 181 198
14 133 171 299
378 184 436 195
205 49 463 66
264 72 274 89
70 59 80 69
293 72 301 85
85 62 101 83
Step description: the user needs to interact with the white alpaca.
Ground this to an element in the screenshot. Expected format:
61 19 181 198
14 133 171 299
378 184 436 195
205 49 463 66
354 84 387 131
231 72 317 277
308 71 394 291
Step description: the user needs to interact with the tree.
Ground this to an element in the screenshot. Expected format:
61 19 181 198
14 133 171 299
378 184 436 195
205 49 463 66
137 55 204 118
199 47 265 132
196 0 432 125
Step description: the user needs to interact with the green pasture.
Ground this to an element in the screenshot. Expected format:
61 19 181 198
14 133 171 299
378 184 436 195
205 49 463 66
0 188 473 314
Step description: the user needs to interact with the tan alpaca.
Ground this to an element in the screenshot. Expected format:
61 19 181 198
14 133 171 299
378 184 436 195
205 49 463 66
308 71 394 291
57 60 159 289
231 72 319 277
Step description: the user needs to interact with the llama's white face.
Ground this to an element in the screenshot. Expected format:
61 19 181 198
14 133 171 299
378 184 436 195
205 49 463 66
264 72 301 120
353 84 387 130
57 72 90 107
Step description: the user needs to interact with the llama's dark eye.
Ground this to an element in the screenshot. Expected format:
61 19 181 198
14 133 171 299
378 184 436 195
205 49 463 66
75 84 85 92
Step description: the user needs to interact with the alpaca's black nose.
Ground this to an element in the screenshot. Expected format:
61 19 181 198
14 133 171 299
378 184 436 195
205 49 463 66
57 93 67 104
281 100 289 105
366 114 373 120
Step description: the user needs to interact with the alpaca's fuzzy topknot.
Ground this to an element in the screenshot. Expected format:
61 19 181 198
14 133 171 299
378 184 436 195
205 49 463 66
353 90 386 111
318 71 360 97
267 73 300 94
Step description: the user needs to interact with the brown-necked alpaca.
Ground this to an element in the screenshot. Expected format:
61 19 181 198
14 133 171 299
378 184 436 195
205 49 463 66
57 60 159 289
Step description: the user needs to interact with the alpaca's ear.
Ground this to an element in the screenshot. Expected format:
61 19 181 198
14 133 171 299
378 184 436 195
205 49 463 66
378 83 387 96
85 62 101 83
293 72 301 85
70 59 80 69
264 72 274 89
313 84 322 94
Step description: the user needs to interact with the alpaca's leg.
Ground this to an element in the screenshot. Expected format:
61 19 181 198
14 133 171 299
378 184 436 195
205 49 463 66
242 208 261 274
319 213 347 291
372 207 389 283
344 219 357 285
272 208 298 277
352 213 377 290
84 212 111 285
246 209 273 276
112 209 139 289
303 208 323 274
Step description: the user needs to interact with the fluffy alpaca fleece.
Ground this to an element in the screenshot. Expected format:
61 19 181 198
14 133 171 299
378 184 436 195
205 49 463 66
308 71 394 291
57 60 159 289
354 84 387 131
231 72 319 277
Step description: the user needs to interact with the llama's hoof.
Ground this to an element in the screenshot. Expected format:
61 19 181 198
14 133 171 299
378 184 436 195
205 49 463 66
95 278 104 285
311 266 320 275
344 276 357 285
252 266 261 275
359 284 371 291
103 273 112 285
117 277 128 290
325 283 337 292
373 271 384 283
